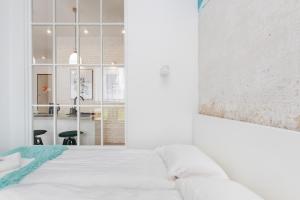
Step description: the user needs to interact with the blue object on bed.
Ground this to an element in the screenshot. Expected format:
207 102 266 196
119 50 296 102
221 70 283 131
0 145 68 189
198 0 204 9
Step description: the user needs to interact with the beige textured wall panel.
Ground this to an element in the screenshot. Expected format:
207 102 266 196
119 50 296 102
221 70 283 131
198 0 300 131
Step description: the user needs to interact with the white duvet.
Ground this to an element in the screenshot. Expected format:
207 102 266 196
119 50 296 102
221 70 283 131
0 184 181 200
0 149 182 200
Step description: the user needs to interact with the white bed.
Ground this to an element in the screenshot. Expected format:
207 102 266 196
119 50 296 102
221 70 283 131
0 145 263 200
21 149 174 188
0 184 181 200
0 148 182 200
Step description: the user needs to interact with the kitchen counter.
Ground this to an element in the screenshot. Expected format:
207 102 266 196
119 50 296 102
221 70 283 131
33 116 101 145
33 114 100 121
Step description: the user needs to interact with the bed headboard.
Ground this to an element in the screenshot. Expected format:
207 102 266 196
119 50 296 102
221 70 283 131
193 114 300 200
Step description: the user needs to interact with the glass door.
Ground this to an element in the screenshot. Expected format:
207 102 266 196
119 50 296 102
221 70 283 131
31 0 125 146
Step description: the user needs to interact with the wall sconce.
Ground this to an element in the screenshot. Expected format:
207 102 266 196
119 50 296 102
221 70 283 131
160 65 170 77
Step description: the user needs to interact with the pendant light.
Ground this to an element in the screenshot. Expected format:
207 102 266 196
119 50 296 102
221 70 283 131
69 7 82 64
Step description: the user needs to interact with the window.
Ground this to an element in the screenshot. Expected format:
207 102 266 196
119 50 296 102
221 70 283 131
31 0 125 146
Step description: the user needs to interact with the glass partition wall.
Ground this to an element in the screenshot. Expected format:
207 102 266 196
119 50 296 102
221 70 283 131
31 0 125 146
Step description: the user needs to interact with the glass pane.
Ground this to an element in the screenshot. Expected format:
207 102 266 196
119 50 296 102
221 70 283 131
103 66 125 103
56 0 77 23
79 0 100 23
56 26 77 64
32 26 53 64
57 106 78 145
32 0 53 23
103 26 124 65
32 66 53 105
33 106 54 145
80 106 102 145
79 26 101 64
80 66 102 105
103 105 125 145
56 66 78 105
103 0 124 23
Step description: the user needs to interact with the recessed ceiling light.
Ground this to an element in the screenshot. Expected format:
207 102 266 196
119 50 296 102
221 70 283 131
83 29 89 35
41 56 46 60
46 29 52 35
111 61 116 65
122 29 126 34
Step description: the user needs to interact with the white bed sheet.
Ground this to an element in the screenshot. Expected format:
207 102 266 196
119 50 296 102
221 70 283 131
22 149 174 189
0 149 182 200
0 183 182 200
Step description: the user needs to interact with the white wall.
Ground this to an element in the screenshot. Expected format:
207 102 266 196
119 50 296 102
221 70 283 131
193 115 300 200
126 0 198 148
0 0 198 150
8 0 29 149
196 1 300 199
0 0 28 150
198 0 300 132
0 1 11 151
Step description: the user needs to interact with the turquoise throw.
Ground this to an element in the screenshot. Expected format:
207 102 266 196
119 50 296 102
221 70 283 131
198 0 203 9
0 145 68 189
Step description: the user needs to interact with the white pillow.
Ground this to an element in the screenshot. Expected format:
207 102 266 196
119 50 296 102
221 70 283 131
156 145 228 179
0 158 34 178
0 152 21 173
176 177 264 200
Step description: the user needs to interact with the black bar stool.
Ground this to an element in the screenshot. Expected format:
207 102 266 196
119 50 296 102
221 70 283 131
33 130 47 145
59 131 84 145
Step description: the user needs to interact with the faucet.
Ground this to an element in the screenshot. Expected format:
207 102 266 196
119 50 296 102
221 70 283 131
73 96 85 105
69 96 84 115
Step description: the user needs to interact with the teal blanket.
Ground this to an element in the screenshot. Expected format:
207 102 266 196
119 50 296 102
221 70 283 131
0 145 68 189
